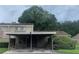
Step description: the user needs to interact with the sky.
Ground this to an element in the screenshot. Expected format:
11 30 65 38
0 5 79 23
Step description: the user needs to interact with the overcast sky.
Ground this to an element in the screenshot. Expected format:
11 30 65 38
0 5 79 23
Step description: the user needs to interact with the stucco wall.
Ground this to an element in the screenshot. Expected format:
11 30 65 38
0 24 33 39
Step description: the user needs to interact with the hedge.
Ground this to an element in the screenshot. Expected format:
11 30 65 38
0 43 8 48
53 36 76 50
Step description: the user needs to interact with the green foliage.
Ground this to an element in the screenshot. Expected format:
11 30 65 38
18 5 79 36
57 44 79 54
0 43 8 48
18 6 57 31
60 21 79 36
53 36 76 50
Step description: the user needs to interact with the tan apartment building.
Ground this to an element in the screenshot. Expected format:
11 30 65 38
0 23 33 38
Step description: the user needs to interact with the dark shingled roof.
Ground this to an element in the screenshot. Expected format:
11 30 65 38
56 31 71 35
73 34 79 39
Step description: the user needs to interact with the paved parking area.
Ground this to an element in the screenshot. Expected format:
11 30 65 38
4 49 58 54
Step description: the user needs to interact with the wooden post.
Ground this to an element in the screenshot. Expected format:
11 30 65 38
30 32 32 51
8 35 11 50
51 35 53 53
26 36 27 48
15 36 19 49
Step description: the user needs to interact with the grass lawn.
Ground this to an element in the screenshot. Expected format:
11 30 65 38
0 38 8 54
56 44 79 54
56 50 79 54
0 48 8 54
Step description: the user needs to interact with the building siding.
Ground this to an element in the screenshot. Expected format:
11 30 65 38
0 24 33 39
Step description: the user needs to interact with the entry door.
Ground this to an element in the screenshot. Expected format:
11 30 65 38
10 38 15 48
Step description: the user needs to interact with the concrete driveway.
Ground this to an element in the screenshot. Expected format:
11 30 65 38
4 49 58 54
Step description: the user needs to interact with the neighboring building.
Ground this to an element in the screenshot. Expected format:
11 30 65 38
55 31 71 37
72 33 79 43
0 23 33 38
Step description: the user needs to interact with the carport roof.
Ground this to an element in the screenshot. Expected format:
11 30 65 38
6 31 56 35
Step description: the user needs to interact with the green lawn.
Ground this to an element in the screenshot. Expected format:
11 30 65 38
56 50 79 54
0 38 8 54
0 48 8 54
56 44 79 54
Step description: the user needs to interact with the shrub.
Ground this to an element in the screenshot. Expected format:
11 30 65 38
53 36 76 50
0 43 8 48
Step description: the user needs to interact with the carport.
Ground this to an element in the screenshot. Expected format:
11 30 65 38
7 32 56 50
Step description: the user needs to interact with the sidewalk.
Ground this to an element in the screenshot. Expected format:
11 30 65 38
4 49 58 54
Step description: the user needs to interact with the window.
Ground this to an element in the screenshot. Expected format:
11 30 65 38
15 26 25 32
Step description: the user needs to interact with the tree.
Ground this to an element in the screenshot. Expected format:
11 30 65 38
59 20 79 36
18 6 57 31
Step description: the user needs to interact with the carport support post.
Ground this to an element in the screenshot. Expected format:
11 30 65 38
15 36 19 49
51 35 53 53
8 35 11 50
30 32 32 51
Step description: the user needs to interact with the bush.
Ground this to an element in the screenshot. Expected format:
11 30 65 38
53 36 76 50
0 43 8 48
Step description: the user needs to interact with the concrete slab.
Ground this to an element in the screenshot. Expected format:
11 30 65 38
4 49 58 54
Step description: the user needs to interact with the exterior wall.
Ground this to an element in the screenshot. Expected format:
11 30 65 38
0 24 33 39
0 38 9 43
73 39 79 43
